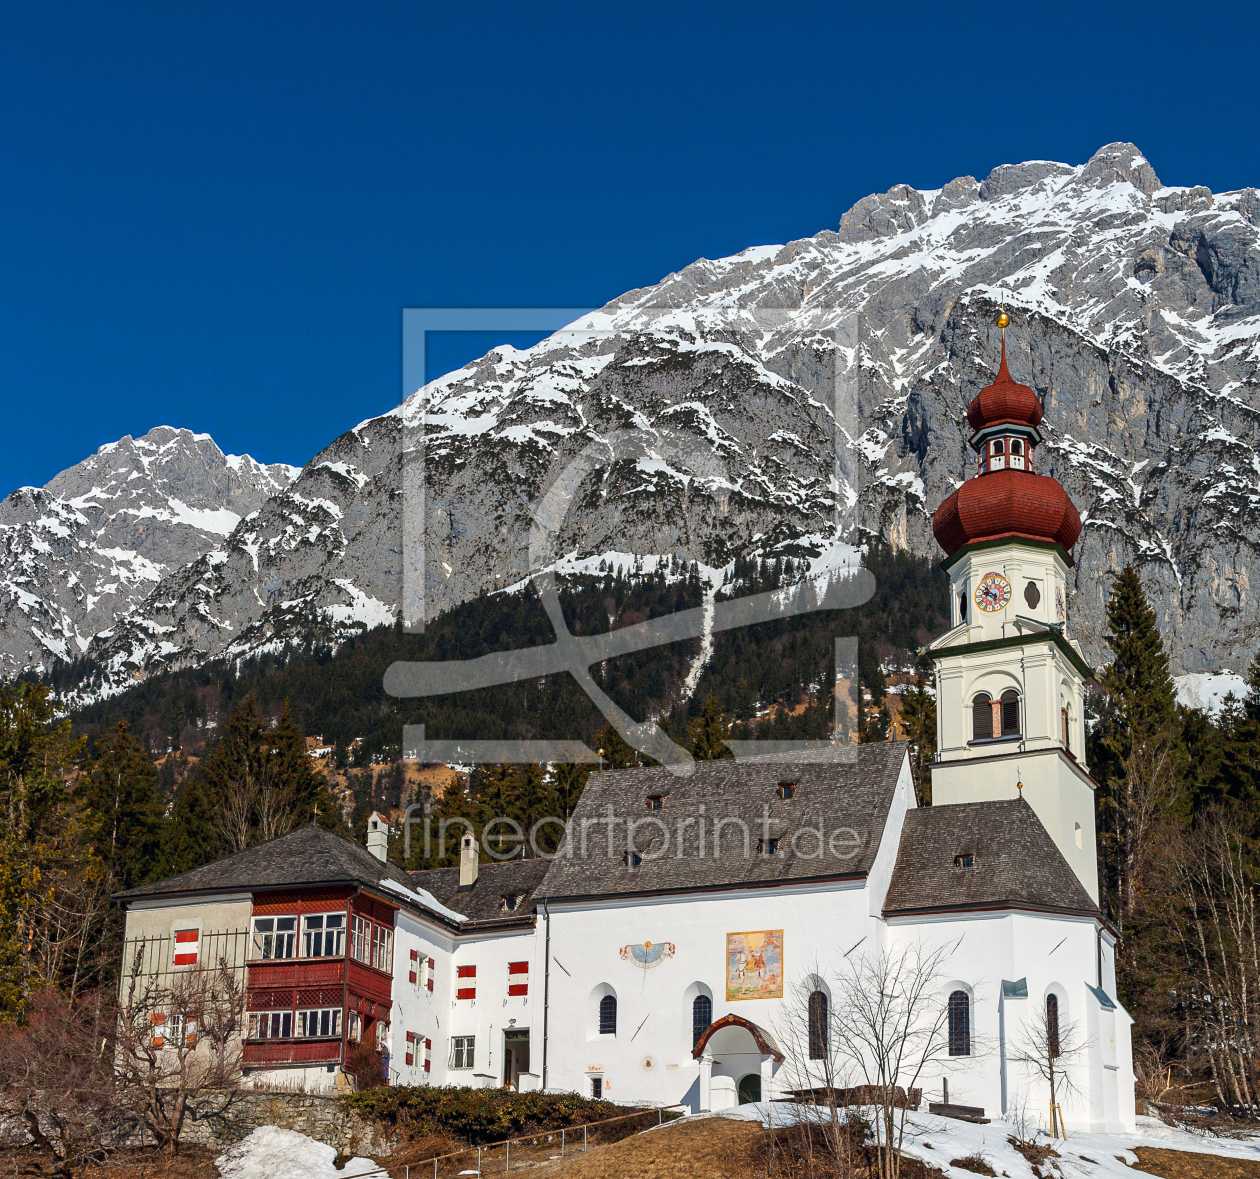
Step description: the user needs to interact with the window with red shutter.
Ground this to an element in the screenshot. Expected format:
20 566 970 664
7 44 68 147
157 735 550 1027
457 964 476 977
508 960 529 996
457 987 476 1000
409 948 418 984
173 928 199 966
427 958 435 990
508 961 528 974
424 1038 431 1072
405 1030 414 1066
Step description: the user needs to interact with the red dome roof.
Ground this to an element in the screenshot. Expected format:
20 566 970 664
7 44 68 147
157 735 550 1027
966 339 1043 433
933 468 1081 558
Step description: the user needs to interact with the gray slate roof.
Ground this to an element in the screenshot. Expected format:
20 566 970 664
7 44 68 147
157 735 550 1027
409 857 550 927
534 742 909 902
114 822 417 903
882 800 1098 918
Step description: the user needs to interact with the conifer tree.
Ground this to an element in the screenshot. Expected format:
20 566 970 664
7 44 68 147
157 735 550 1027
80 722 164 891
898 676 937 804
592 719 640 770
1216 653 1260 809
687 693 734 761
1098 565 1182 926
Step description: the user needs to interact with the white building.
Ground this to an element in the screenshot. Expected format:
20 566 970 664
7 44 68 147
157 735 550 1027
114 335 1135 1131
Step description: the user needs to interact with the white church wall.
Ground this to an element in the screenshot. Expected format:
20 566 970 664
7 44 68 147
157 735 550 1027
866 754 916 917
542 879 878 1109
887 909 1134 1133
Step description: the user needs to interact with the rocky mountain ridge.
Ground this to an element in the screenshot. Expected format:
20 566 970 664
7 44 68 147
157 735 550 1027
13 142 1260 698
0 427 298 674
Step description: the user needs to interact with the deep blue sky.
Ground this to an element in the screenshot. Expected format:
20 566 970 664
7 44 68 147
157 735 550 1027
1 2 1257 496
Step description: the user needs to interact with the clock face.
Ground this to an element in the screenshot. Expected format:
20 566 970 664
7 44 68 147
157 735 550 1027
974 572 1012 613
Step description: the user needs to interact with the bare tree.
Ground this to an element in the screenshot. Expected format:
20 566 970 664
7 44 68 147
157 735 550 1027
114 945 246 1156
212 773 259 853
775 968 861 1176
0 986 126 1170
827 943 965 1179
1172 805 1260 1113
1008 995 1088 1138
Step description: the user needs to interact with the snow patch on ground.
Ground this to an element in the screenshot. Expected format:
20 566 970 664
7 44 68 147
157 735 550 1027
715 1106 1260 1179
1175 671 1249 717
215 1126 376 1179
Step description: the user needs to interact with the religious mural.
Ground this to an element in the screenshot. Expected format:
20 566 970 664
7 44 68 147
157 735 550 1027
726 929 783 1000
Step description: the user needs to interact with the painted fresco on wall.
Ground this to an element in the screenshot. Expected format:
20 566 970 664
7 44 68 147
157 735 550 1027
726 930 783 1000
619 941 676 969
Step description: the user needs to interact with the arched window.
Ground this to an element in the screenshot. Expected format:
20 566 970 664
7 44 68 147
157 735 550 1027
599 994 617 1035
1046 993 1060 1058
1061 705 1071 751
1000 689 1020 736
1011 439 1023 455
972 693 993 740
808 990 829 1059
948 990 971 1057
692 994 712 1047
991 438 1005 455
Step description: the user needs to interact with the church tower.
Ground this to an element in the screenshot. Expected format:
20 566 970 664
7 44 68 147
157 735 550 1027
928 314 1097 902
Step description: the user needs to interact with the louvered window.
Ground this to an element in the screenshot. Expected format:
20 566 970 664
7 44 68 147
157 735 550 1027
972 694 993 740
1000 690 1020 736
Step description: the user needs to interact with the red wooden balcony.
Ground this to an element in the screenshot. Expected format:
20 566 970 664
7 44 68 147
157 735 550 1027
243 1039 343 1066
246 956 346 988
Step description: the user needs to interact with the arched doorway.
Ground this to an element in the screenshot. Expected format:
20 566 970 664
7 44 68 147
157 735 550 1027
738 1073 762 1104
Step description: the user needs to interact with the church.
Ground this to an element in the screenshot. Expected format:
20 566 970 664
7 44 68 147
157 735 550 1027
114 327 1136 1133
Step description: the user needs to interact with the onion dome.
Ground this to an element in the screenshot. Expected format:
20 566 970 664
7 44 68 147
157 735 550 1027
933 469 1081 557
965 339 1043 433
933 329 1080 559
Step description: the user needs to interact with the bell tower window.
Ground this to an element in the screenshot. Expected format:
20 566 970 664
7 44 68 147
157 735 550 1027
990 438 1006 471
972 693 993 740
1010 438 1025 470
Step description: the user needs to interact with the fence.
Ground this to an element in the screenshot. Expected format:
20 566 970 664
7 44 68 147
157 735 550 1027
346 1104 687 1179
119 930 251 999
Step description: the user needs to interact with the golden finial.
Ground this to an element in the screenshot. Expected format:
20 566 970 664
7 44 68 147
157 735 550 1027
1016 773 1024 805
996 305 1010 330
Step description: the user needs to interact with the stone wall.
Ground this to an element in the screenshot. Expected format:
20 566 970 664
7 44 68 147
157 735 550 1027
2 1089 398 1158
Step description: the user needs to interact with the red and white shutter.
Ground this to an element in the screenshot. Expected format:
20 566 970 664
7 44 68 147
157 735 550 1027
424 1037 432 1072
456 964 476 1000
150 1012 166 1048
427 957 435 991
173 928 199 966
508 960 529 996
405 1031 415 1066
409 949 418 985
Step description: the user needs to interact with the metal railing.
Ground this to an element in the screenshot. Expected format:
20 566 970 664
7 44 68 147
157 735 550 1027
344 1103 688 1178
119 930 250 992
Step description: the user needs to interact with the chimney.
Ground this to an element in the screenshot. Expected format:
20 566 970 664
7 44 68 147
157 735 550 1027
459 833 480 888
366 812 389 863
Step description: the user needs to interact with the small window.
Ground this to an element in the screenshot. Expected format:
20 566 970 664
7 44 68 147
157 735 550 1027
599 994 617 1035
972 693 993 740
591 1076 603 1099
303 913 345 958
624 851 641 868
777 781 795 799
451 1035 475 1069
1000 689 1020 736
1011 439 1023 455
1024 580 1041 608
1047 993 1061 1057
758 838 779 855
501 894 524 912
991 438 1005 455
252 916 296 960
808 990 829 1060
958 593 968 622
692 994 712 1047
1062 706 1071 752
647 795 663 810
954 853 974 868
948 991 971 1056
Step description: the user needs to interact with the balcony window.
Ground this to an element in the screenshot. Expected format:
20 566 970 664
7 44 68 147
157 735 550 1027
248 1011 293 1040
251 916 296 960
303 913 345 957
298 1008 343 1038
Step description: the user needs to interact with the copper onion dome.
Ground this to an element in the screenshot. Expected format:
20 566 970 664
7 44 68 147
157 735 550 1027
932 330 1080 559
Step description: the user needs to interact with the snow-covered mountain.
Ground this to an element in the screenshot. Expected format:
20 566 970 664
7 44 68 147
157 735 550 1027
25 143 1260 694
0 427 298 673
